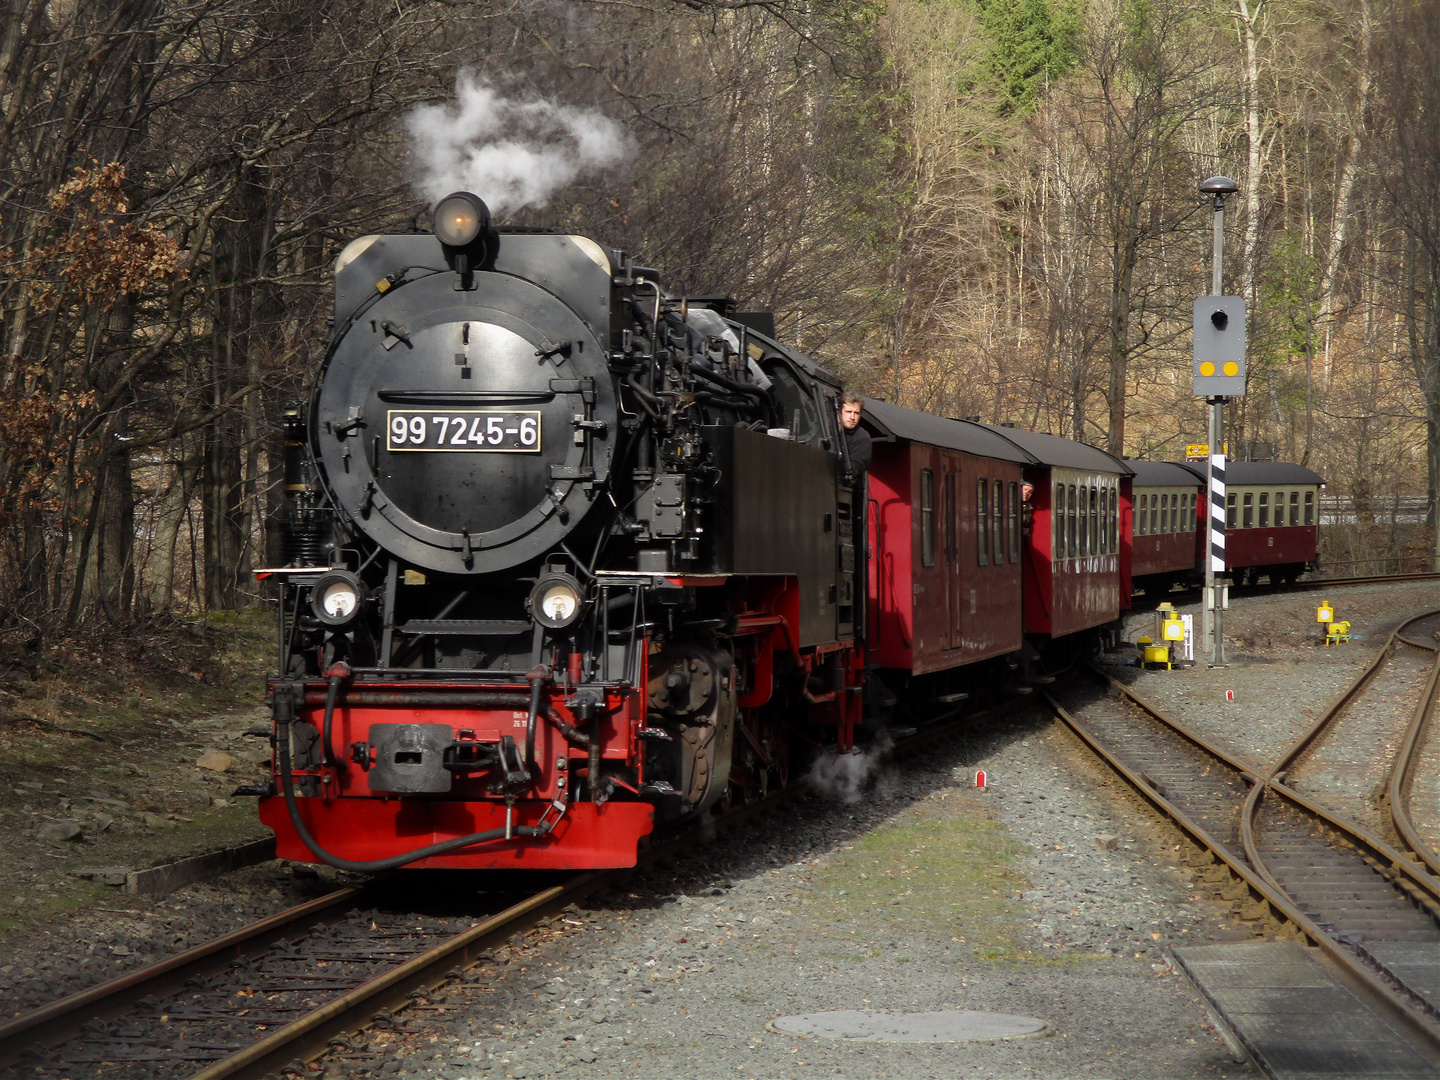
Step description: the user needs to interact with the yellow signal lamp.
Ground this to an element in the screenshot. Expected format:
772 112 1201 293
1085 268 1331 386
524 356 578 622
1154 602 1186 645
1316 601 1334 624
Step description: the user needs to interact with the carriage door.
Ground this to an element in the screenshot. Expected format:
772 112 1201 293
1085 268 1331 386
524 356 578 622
942 464 959 649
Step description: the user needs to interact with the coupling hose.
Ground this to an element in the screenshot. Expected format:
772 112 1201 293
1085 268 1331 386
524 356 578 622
275 688 546 873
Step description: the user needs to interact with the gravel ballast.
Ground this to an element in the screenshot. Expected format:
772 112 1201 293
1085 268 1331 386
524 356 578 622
4 581 1437 1078
318 721 1256 1079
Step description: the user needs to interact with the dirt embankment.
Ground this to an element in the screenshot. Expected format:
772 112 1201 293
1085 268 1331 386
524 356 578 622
0 611 280 945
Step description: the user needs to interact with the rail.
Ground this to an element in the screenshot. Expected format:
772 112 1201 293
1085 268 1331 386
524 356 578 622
1046 616 1440 1058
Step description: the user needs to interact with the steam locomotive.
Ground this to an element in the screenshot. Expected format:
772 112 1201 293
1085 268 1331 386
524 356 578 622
256 192 1323 873
259 192 865 870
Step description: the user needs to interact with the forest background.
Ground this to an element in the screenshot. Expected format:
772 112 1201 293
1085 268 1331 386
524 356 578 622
2 0 1438 640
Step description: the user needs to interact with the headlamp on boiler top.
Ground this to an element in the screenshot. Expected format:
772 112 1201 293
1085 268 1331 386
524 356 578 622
433 191 490 249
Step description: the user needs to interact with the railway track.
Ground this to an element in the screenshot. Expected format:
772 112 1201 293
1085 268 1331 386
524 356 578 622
1047 609 1440 1059
1 875 592 1080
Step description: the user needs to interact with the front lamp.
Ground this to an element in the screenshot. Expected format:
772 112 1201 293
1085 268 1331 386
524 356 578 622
531 573 584 630
433 192 491 248
312 570 366 627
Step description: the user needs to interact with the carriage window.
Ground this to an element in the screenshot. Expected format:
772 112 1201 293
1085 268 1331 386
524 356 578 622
1078 485 1089 556
976 478 988 566
1067 484 1077 557
1161 493 1170 533
1275 492 1285 525
1170 494 1180 533
1304 490 1314 525
1053 483 1062 556
1258 491 1269 528
1243 492 1254 528
1089 487 1098 553
1227 492 1237 528
1107 487 1115 552
1289 490 1300 526
1190 492 1197 529
993 480 1003 563
1009 481 1021 562
1137 494 1148 535
1149 495 1158 535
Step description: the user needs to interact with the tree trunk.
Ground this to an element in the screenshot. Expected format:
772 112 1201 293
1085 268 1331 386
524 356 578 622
203 170 268 609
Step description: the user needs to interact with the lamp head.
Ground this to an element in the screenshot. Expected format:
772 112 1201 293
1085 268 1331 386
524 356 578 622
1199 175 1239 196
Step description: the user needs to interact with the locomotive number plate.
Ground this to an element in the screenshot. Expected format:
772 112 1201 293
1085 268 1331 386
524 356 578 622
386 410 541 452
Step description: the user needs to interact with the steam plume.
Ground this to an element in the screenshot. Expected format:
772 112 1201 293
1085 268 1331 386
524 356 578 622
807 736 898 804
405 74 632 215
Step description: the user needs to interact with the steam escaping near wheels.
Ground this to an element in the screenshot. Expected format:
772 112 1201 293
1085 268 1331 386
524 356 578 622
807 735 898 804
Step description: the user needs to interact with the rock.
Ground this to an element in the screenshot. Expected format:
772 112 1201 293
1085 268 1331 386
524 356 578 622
93 814 114 832
1095 833 1119 851
38 820 82 842
196 751 233 772
71 867 130 887
141 813 174 830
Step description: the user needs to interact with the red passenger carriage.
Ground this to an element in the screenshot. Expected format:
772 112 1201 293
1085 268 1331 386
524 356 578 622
977 428 1130 640
861 402 1030 704
1128 461 1203 596
1193 461 1323 584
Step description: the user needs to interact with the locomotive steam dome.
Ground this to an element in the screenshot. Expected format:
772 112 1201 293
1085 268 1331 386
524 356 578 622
316 214 615 575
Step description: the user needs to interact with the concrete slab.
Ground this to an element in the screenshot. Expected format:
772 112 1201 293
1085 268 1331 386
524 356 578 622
1364 942 1440 1012
124 837 274 896
768 1009 1049 1043
1174 941 1440 1079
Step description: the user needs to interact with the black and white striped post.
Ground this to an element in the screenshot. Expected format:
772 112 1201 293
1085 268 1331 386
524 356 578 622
1194 176 1244 666
1206 412 1226 664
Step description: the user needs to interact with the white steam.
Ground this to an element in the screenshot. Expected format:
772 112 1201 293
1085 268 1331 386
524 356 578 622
807 737 898 804
405 74 633 215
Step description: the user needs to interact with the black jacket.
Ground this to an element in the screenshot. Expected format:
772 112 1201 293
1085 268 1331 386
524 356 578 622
845 425 872 477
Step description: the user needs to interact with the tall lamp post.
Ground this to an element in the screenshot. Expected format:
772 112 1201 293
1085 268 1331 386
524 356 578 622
1195 175 1243 666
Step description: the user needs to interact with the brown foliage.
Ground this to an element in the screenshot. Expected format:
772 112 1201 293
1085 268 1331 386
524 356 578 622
29 163 184 311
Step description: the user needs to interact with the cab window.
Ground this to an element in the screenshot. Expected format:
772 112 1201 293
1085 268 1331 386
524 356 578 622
760 359 822 446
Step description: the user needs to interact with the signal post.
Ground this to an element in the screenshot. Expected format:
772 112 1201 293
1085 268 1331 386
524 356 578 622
1194 176 1244 667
